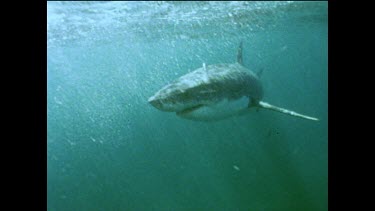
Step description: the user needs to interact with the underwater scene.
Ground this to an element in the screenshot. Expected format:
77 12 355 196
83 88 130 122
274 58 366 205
47 1 328 210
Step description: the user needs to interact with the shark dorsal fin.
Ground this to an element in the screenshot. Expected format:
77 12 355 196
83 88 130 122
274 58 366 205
237 41 243 65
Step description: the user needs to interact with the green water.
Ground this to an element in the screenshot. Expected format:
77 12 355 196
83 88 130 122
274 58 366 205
47 1 327 210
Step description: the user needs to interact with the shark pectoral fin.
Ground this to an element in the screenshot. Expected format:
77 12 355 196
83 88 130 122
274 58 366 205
257 101 319 121
176 104 204 115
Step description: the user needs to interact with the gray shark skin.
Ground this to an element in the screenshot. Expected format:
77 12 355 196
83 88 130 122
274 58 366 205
148 43 318 122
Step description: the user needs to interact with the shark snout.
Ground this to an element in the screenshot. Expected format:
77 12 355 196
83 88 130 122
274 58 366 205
148 95 180 112
148 96 163 109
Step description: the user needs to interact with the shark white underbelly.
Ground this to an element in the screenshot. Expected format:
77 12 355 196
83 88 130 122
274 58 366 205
176 96 252 121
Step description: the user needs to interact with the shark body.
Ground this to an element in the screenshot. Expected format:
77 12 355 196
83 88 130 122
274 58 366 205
148 42 318 122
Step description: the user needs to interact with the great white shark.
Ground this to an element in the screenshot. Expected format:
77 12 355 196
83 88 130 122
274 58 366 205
148 42 319 122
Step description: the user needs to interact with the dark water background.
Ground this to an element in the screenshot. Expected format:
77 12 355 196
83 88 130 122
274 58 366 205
47 1 327 210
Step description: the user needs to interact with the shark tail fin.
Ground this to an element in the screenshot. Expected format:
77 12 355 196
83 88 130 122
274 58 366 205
257 101 319 121
237 41 243 65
